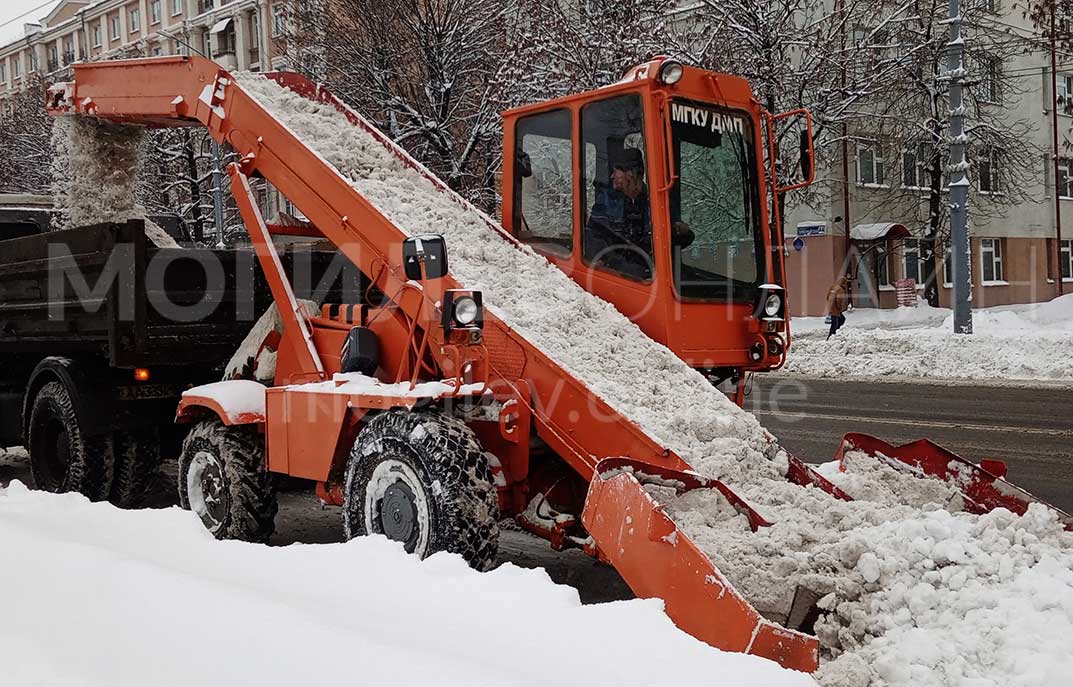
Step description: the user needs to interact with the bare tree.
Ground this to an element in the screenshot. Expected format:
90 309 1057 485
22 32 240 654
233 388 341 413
0 76 53 194
287 0 516 211
838 1 1041 305
500 0 676 102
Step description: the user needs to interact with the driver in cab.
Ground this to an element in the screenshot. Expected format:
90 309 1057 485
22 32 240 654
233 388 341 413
587 148 693 279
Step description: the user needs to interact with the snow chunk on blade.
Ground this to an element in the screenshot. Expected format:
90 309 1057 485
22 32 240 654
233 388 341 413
0 482 815 687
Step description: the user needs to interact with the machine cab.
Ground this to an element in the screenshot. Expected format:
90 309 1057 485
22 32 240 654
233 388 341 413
502 58 812 388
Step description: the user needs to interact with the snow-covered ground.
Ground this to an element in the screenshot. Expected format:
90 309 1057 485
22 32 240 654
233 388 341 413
783 295 1073 382
0 481 813 687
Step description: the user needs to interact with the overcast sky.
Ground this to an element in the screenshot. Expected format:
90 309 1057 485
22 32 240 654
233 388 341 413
0 0 63 46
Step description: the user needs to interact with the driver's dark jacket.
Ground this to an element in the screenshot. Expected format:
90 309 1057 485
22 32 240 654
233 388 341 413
585 183 653 279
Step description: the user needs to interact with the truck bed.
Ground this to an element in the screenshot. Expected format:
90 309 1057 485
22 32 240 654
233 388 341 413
0 219 347 368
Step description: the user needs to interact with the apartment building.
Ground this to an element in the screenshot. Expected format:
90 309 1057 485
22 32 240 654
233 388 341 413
0 0 290 107
779 10 1073 315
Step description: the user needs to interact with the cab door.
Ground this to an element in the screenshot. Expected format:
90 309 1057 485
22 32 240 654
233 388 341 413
504 92 667 343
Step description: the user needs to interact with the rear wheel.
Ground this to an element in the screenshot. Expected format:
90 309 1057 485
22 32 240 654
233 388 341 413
343 409 499 570
178 419 277 543
109 426 161 508
27 381 113 500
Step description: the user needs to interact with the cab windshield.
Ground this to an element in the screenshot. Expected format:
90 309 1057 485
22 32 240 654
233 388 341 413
668 100 763 301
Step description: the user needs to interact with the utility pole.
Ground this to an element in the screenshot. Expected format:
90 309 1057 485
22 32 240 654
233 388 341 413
1051 5 1065 297
945 0 972 333
838 0 852 275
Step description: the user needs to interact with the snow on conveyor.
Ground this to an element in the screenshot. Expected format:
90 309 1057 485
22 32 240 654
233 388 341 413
229 76 1073 687
0 483 812 687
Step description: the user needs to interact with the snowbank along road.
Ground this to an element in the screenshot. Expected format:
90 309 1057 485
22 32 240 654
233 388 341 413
784 295 1073 382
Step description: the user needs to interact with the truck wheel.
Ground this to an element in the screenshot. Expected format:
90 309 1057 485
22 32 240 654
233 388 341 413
343 409 500 571
109 426 161 508
27 380 113 500
178 419 277 543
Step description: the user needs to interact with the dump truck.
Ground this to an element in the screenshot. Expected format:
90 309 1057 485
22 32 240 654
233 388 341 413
0 216 341 505
42 56 1072 674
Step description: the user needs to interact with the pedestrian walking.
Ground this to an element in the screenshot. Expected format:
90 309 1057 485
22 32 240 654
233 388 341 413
826 275 851 340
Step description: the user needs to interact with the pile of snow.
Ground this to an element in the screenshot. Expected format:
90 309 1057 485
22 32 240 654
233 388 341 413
668 469 1073 687
233 73 781 487
785 296 1073 381
0 482 813 687
50 117 179 248
224 75 1073 686
818 451 963 512
224 300 319 382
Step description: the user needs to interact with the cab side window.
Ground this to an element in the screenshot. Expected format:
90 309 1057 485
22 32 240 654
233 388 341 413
581 94 651 281
514 109 574 256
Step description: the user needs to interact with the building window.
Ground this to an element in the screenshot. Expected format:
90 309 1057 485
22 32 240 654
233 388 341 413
172 0 183 15
92 24 102 47
1061 239 1073 280
218 26 237 54
976 54 1001 104
1057 159 1073 199
980 238 1004 283
943 240 954 286
272 4 287 37
875 243 891 286
152 45 163 56
111 16 120 40
902 239 922 284
151 0 161 24
0 63 6 84
130 8 141 32
28 51 37 73
1058 73 1073 109
902 141 930 189
48 45 58 71
978 147 1002 194
12 56 19 79
856 140 886 186
250 12 260 49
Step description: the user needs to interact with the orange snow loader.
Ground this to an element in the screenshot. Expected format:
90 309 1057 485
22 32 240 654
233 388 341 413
46 56 1072 673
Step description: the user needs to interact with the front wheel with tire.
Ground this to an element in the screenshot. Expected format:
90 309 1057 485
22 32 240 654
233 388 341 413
178 419 277 543
27 380 113 500
343 409 500 571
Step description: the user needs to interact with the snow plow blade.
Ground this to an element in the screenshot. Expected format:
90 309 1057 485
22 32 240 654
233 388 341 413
581 458 819 673
837 433 1073 530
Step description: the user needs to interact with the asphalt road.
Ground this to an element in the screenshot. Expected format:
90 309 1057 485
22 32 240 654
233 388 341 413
746 376 1073 513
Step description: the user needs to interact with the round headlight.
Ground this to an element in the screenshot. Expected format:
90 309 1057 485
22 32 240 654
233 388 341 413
453 296 479 326
659 60 684 85
764 293 783 318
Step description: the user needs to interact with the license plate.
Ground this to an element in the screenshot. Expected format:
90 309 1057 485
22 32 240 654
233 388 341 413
116 383 179 401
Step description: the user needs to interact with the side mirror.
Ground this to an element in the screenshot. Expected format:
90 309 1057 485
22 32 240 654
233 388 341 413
799 129 813 182
402 235 448 281
766 108 815 194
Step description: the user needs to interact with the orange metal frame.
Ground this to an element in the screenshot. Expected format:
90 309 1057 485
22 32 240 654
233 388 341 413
48 55 826 672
